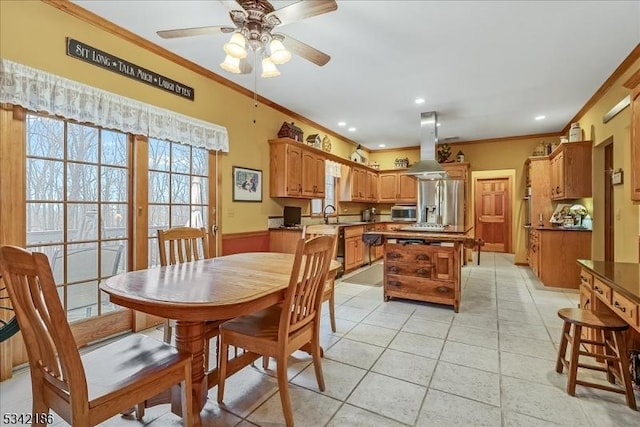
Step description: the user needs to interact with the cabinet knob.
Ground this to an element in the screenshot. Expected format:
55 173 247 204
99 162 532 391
389 266 399 274
436 286 449 293
415 268 429 276
388 280 401 287
416 254 429 261
388 252 401 259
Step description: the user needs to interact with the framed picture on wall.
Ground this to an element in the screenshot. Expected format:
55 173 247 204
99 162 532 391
232 166 262 202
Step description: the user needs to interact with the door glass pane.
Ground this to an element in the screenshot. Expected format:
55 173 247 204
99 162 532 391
192 148 207 175
171 143 190 174
27 203 63 244
149 138 170 171
67 163 98 201
27 159 63 200
171 205 190 227
67 204 99 242
171 174 190 204
101 130 127 166
66 281 98 322
67 123 98 163
149 205 170 236
102 204 127 239
149 171 170 203
26 115 63 159
101 166 127 202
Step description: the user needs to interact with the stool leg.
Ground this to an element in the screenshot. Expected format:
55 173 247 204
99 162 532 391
611 330 637 411
567 324 582 396
602 329 616 384
556 320 571 374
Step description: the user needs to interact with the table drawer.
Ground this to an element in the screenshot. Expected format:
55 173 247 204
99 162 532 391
386 274 454 302
386 243 449 265
611 291 638 328
592 278 612 304
579 268 593 288
386 262 435 279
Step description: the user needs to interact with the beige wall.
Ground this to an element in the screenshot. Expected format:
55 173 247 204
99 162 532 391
2 2 638 261
571 57 640 263
0 1 357 234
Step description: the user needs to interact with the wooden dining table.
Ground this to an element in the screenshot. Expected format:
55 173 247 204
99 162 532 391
101 252 340 426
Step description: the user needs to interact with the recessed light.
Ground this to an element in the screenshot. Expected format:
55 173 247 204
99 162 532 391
437 123 441 127
379 144 386 148
415 98 425 104
338 121 346 126
348 127 357 132
535 115 546 121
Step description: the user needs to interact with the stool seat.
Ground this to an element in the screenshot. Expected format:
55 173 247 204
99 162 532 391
555 308 637 411
557 308 629 330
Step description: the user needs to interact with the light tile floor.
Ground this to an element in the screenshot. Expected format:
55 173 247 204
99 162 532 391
2 253 639 426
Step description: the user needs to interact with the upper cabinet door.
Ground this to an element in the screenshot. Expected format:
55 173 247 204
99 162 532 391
379 173 398 202
631 85 640 200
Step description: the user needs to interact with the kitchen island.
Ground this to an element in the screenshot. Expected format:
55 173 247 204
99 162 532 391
365 228 474 312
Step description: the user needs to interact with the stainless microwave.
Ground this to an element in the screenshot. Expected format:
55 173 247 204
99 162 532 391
390 205 417 222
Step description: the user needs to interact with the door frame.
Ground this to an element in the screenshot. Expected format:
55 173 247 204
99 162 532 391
470 170 516 254
604 139 614 262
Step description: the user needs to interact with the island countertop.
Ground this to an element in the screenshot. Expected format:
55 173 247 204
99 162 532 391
577 259 640 302
363 229 474 243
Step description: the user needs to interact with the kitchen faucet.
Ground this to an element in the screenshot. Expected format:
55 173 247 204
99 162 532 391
323 204 336 224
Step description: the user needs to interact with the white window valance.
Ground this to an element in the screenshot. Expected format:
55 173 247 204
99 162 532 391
0 58 229 152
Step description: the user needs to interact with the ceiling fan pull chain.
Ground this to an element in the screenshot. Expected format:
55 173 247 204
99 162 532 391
253 52 258 124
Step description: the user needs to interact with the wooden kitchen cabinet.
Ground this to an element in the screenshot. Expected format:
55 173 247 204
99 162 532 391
624 70 640 201
534 229 591 288
366 170 379 201
269 138 325 198
343 225 364 271
526 157 553 226
269 228 303 253
301 149 325 198
549 141 592 200
378 171 417 203
528 228 540 277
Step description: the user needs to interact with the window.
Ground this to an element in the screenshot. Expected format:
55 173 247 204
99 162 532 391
147 138 209 266
25 114 129 322
311 175 337 216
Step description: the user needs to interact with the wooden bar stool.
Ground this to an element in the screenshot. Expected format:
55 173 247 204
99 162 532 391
555 308 637 410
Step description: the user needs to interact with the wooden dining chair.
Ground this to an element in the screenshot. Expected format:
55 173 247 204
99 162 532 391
217 236 334 427
0 245 193 427
157 226 223 370
302 224 339 332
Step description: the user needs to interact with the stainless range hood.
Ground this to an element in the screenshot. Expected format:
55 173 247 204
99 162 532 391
404 111 447 178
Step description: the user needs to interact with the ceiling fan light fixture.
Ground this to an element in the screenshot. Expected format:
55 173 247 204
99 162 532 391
261 57 280 78
223 32 248 59
220 54 242 74
269 39 291 65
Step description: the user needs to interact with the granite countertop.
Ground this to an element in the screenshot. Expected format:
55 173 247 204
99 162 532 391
577 259 640 302
364 230 474 243
536 225 592 232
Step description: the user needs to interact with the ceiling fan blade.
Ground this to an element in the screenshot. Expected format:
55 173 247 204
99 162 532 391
157 25 235 39
280 34 330 66
218 0 245 12
268 0 337 26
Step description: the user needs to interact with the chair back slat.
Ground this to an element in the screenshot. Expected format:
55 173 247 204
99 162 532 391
0 246 88 401
280 236 333 336
158 227 210 266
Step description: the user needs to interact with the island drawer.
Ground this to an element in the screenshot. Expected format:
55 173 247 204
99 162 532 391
592 278 612 304
386 261 435 279
385 243 453 265
385 275 454 303
344 226 365 238
579 268 593 288
611 291 639 329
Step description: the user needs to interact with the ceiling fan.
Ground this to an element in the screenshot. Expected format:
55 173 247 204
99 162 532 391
157 0 337 77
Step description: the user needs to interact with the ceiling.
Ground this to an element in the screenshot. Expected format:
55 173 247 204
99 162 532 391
72 0 640 150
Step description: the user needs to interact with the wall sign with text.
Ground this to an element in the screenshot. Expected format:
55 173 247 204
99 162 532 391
66 38 195 101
